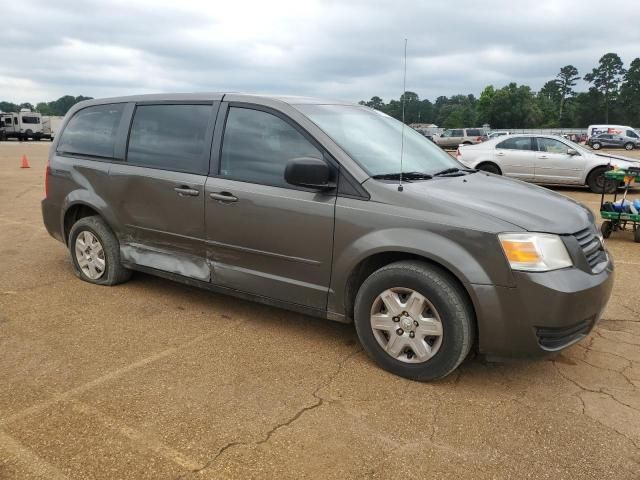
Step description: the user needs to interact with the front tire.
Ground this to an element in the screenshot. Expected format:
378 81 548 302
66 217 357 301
354 261 474 381
68 216 132 286
601 221 613 239
587 167 616 194
591 142 602 150
476 162 501 175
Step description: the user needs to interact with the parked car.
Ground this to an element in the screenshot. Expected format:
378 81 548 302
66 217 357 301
43 94 613 381
433 128 485 148
588 133 640 151
457 133 638 193
487 131 510 139
586 124 640 141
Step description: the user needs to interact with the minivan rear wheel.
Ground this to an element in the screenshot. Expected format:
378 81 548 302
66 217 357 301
68 216 132 285
354 261 474 381
624 142 634 151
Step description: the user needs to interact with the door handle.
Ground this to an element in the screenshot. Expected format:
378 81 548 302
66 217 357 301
174 186 200 197
538 155 548 159
496 152 505 156
209 191 238 203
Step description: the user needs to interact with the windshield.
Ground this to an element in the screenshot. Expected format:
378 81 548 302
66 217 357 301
295 104 460 176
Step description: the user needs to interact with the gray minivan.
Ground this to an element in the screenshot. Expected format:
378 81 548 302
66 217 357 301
42 93 614 380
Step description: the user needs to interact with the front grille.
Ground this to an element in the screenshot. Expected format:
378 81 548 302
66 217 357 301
536 316 595 351
573 227 607 271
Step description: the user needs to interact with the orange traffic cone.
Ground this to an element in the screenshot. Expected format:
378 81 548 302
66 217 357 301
20 155 30 169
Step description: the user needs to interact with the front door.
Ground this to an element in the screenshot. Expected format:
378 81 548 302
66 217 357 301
533 137 584 184
205 104 337 309
108 102 217 280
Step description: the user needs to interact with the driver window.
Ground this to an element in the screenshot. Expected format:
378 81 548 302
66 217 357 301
441 130 452 138
450 129 464 137
626 130 639 139
537 138 568 154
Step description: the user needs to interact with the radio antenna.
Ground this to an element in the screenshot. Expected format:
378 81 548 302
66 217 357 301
398 38 407 192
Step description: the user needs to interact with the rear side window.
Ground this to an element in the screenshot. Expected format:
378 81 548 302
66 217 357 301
219 107 322 188
127 104 212 174
497 137 533 151
22 116 40 124
466 129 482 136
58 104 125 159
3 117 11 125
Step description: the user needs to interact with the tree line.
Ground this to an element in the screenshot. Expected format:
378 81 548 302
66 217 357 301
359 53 640 129
0 95 92 116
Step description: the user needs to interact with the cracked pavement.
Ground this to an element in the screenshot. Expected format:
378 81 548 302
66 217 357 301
1 143 639 479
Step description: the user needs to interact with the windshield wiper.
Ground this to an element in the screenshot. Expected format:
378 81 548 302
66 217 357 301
432 167 477 177
371 171 433 181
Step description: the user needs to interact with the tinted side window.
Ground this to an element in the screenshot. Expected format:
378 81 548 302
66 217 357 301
626 130 639 139
466 129 482 136
127 104 212 174
450 129 464 136
220 107 322 188
22 116 40 124
3 117 11 125
58 104 125 158
497 137 532 151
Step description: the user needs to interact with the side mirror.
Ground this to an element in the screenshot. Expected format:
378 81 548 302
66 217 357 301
285 157 333 190
567 148 579 156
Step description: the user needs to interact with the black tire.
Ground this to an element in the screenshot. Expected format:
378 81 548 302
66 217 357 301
624 142 634 151
354 261 474 381
634 227 640 243
587 167 616 194
591 142 602 150
462 141 472 145
601 221 613 239
476 162 501 175
68 216 132 286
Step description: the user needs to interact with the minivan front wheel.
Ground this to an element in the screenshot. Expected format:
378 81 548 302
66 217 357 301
354 261 474 381
68 216 132 285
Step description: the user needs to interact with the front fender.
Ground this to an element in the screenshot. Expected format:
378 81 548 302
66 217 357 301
328 226 515 317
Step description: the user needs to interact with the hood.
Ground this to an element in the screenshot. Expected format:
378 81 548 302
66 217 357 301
590 152 640 167
397 172 593 234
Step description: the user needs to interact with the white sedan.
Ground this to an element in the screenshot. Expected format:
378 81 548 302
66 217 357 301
456 134 638 193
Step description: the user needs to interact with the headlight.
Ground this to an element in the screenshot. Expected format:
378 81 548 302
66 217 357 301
498 233 573 272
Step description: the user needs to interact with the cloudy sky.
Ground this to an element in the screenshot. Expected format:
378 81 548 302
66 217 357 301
2 0 640 104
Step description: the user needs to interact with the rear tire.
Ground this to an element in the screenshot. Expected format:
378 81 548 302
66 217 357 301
634 227 640 243
476 162 501 175
601 221 613 239
624 142 634 151
587 167 616 194
591 142 602 150
68 216 132 286
354 261 474 381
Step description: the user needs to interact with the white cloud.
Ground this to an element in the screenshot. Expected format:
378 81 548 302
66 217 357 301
1 0 639 104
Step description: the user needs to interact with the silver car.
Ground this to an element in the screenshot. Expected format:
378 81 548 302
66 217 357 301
457 133 638 193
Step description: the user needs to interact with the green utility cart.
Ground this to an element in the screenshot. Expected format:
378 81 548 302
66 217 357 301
599 167 640 243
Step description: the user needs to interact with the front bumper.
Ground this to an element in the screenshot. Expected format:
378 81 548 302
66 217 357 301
468 260 614 358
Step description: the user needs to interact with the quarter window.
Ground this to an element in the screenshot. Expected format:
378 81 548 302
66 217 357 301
58 104 125 159
219 107 323 188
497 137 533 151
127 104 212 174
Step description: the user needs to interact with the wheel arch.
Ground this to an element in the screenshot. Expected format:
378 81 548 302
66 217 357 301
61 192 118 246
476 161 502 174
